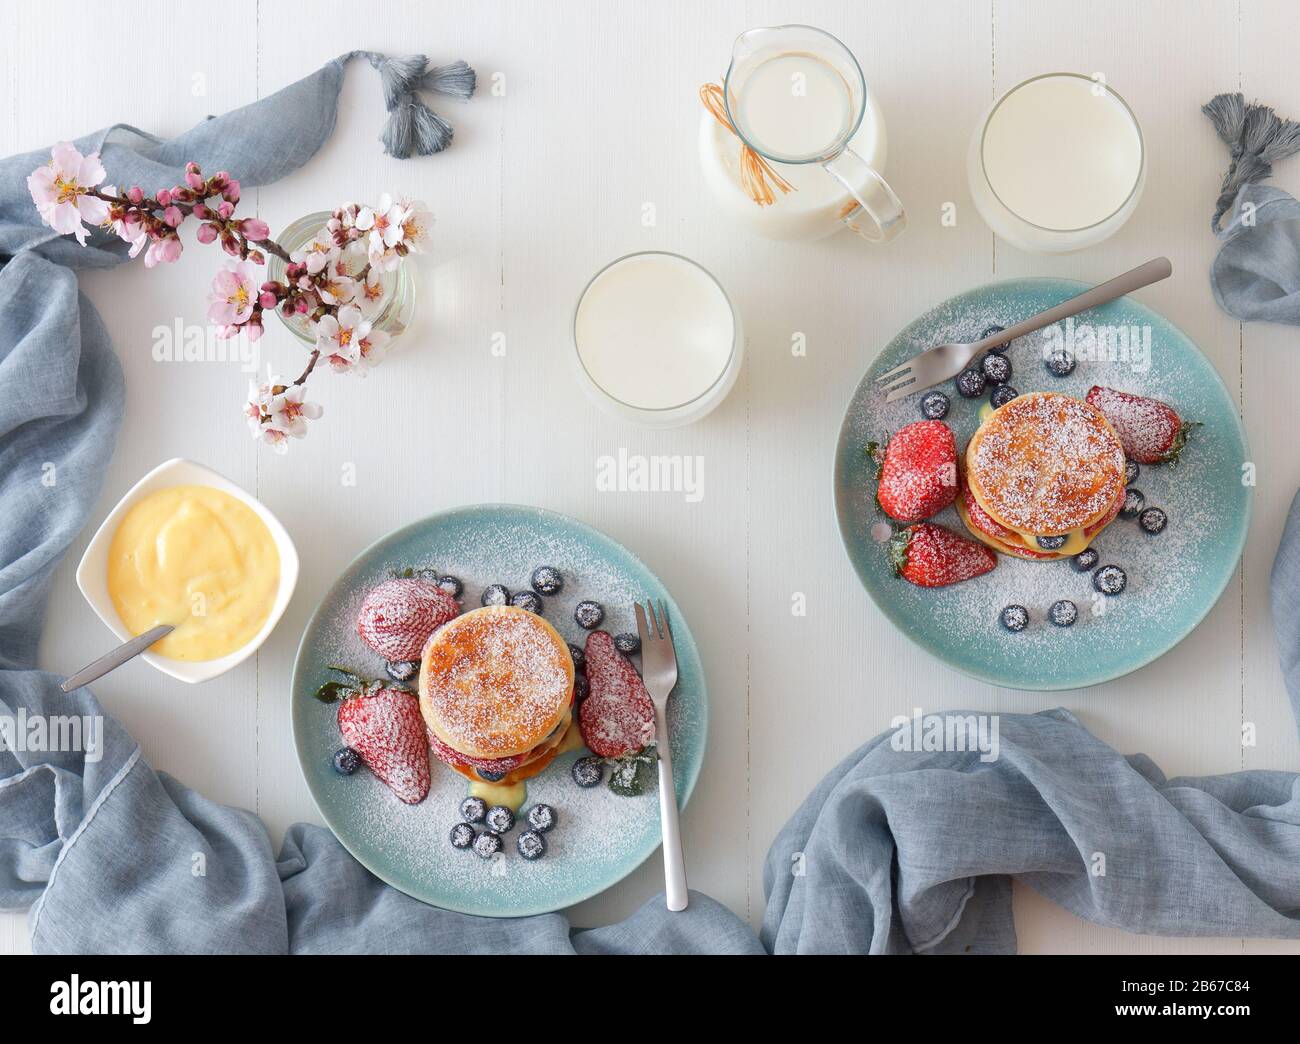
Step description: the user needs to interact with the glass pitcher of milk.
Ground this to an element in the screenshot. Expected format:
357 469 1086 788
719 24 906 243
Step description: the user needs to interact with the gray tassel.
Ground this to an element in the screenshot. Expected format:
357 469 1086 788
1203 92 1300 232
341 49 476 158
371 52 429 111
420 61 476 100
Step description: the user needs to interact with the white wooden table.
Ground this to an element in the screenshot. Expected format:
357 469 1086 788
5 0 1299 955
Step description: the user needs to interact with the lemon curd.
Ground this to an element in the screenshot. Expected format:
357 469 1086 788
107 485 280 662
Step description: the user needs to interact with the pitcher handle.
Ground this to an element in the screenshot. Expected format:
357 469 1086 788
824 147 907 243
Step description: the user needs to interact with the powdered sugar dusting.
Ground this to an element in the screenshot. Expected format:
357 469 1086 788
836 280 1252 690
293 506 706 915
968 392 1126 533
424 607 571 757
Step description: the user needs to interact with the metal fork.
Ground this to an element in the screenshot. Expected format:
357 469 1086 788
876 256 1172 402
635 600 688 912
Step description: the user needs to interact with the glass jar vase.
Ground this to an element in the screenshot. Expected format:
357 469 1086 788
265 211 417 344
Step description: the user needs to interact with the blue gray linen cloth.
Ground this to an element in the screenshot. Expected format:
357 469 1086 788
1212 184 1300 325
2 59 1300 955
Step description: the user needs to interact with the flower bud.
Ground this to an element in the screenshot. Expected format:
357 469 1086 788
241 218 270 242
196 222 218 244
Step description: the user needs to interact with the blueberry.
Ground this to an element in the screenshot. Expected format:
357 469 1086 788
981 324 1007 350
568 643 586 672
484 806 515 834
530 566 564 596
526 804 557 833
1125 460 1140 485
1049 599 1079 627
574 600 605 629
333 747 361 775
1000 605 1030 633
475 767 506 783
1138 507 1167 535
449 823 476 849
1092 564 1127 596
573 674 590 701
481 583 510 607
981 353 1012 384
385 660 419 683
460 796 487 823
1036 535 1067 551
1072 548 1100 572
614 632 641 655
1120 488 1145 518
1045 348 1076 377
510 590 543 614
989 385 1019 408
473 831 503 859
517 830 547 860
436 574 463 598
955 367 986 399
572 756 604 788
920 391 950 420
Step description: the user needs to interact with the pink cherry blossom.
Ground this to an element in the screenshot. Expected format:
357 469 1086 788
397 197 433 254
240 218 269 241
244 379 321 453
356 268 387 317
26 142 110 245
356 193 410 263
266 384 322 442
143 235 182 268
315 304 387 376
208 261 258 327
315 251 358 306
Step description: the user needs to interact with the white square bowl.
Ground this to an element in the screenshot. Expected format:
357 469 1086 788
75 457 299 685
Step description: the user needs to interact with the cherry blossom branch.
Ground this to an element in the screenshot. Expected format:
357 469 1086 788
29 142 431 454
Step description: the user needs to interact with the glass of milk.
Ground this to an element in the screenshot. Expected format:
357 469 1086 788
572 252 743 427
968 72 1145 253
721 24 906 243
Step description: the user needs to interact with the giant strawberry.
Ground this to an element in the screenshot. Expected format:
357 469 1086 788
318 671 431 804
1086 386 1197 465
579 631 655 758
356 576 459 661
889 522 997 588
870 421 959 522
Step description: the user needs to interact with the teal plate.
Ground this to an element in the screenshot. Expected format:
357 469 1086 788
834 279 1252 691
291 504 707 916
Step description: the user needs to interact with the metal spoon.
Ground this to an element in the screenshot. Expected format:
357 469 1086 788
60 624 174 692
